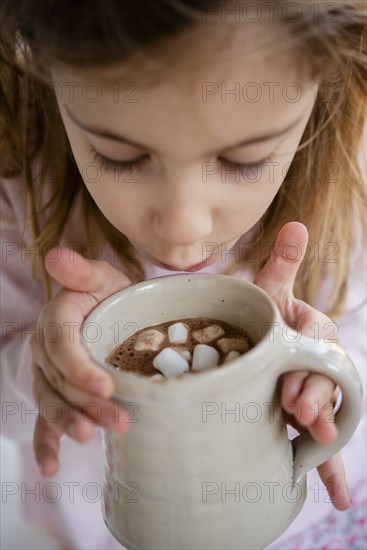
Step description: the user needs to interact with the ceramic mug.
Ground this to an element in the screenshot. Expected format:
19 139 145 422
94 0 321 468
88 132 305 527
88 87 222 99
81 273 362 550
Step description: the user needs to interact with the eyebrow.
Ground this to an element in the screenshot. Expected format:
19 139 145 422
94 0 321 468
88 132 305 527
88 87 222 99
63 103 305 151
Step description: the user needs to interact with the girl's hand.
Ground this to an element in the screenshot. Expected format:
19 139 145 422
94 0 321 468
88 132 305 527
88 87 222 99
29 248 133 477
254 221 350 511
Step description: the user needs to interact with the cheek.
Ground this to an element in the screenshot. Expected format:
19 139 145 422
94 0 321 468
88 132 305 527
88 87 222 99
84 176 145 234
236 137 301 216
222 164 286 218
82 168 160 245
63 129 144 230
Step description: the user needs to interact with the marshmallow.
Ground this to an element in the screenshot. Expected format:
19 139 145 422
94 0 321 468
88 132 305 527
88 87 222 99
192 324 225 344
224 350 241 363
153 348 189 379
168 322 189 344
170 347 192 361
192 344 219 371
217 337 250 354
134 329 165 352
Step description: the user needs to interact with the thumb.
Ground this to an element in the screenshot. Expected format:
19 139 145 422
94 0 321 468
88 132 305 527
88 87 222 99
254 222 309 298
45 247 132 301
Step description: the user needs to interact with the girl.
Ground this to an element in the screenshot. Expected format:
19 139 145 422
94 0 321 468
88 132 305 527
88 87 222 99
1 1 366 549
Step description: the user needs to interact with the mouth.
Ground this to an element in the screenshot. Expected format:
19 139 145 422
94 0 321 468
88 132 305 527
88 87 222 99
156 256 213 272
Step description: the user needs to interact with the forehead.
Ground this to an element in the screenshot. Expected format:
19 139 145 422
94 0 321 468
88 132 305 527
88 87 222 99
51 21 315 151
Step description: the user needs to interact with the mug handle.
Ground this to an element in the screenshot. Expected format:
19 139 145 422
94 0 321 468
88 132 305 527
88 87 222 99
276 330 363 485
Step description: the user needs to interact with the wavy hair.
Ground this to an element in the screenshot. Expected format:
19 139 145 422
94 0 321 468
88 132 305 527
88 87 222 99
1 0 366 318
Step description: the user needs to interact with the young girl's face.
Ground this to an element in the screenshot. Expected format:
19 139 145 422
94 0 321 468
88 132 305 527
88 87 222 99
52 25 317 271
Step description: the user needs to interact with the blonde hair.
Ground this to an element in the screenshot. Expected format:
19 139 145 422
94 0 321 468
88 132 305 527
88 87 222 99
1 0 366 319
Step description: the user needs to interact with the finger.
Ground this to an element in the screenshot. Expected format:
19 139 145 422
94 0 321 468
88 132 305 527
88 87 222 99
306 403 338 445
281 371 309 405
33 365 95 442
30 321 114 399
34 360 131 434
254 222 308 299
33 414 61 477
286 373 338 445
45 247 132 302
41 251 133 398
293 373 336 425
317 453 350 511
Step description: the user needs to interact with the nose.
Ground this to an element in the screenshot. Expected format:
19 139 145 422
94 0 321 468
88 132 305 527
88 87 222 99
152 176 213 246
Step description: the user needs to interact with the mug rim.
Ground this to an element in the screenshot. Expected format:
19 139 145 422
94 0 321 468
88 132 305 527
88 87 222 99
81 273 282 393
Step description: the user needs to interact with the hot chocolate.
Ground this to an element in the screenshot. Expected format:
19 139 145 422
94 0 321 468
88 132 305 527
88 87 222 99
106 317 254 379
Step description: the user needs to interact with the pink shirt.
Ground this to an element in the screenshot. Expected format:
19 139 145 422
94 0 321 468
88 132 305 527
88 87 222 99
1 172 366 549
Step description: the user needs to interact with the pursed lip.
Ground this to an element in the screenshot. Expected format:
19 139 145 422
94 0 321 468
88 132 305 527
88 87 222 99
156 256 213 272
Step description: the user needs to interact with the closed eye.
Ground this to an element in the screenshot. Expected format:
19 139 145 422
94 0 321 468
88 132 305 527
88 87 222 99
219 155 272 169
218 154 275 179
90 145 275 180
90 147 149 172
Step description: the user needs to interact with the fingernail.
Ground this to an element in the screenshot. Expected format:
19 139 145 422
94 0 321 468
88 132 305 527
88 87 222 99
286 382 302 403
106 413 130 433
114 424 129 434
284 400 299 413
68 424 77 438
106 416 128 432
89 376 110 397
